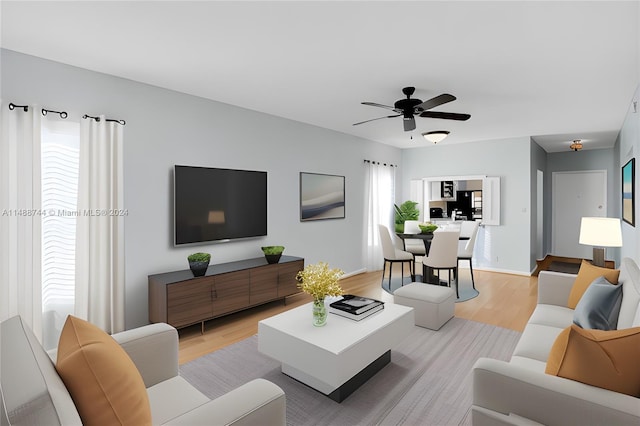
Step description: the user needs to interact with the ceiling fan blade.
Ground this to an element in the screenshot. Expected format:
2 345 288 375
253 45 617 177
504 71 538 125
403 116 416 131
361 102 399 112
353 114 401 126
416 94 456 111
419 111 471 121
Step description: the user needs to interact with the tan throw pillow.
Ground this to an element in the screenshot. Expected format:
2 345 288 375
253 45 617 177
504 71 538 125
545 324 640 397
567 260 620 309
56 315 152 426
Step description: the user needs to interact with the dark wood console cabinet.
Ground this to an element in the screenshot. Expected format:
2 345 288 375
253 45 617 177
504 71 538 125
149 255 304 330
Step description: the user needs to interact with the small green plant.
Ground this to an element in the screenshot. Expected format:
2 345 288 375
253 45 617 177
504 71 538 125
261 246 285 255
418 222 438 233
394 201 420 232
188 252 211 263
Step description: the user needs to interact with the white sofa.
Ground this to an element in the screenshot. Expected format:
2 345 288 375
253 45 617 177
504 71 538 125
472 257 640 426
0 316 286 425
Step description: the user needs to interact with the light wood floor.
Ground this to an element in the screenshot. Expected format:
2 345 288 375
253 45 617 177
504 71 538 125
177 267 538 364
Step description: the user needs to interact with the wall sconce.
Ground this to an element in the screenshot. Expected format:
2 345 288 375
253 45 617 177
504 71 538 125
422 131 450 144
579 217 622 267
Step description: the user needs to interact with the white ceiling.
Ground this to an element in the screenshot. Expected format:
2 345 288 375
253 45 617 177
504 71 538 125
2 1 639 152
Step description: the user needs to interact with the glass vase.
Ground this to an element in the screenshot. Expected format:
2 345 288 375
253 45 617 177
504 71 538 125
312 298 327 327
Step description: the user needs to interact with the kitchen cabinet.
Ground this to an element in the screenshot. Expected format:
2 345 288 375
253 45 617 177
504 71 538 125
441 181 456 200
429 181 456 201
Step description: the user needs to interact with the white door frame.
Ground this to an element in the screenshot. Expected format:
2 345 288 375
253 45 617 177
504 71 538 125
536 170 544 260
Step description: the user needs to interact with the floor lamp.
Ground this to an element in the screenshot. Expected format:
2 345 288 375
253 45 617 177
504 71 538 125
578 217 622 267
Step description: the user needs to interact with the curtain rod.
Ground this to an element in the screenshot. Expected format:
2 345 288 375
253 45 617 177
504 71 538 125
42 108 68 119
83 114 126 126
8 103 28 112
10 103 68 119
363 159 397 167
8 102 125 125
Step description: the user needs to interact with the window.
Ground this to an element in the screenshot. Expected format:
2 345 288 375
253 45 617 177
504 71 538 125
41 119 79 350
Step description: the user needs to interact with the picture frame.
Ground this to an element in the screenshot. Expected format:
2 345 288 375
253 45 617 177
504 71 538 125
300 172 345 221
622 158 635 227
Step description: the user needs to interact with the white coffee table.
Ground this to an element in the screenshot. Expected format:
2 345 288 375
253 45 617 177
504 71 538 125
258 301 414 402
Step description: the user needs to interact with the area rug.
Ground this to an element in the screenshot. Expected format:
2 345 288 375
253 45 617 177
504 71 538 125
381 269 479 303
180 317 520 426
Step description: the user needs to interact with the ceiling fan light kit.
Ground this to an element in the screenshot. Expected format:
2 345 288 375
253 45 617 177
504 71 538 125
570 139 583 151
354 87 471 133
422 130 450 144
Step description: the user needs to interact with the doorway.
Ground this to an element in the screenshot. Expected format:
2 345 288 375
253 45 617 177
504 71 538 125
536 170 543 260
552 170 607 258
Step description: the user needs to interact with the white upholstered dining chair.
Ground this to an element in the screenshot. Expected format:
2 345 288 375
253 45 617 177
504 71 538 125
402 220 427 265
378 224 415 288
422 230 461 298
457 220 480 291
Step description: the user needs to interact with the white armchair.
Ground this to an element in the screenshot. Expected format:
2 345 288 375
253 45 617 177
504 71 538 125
0 315 286 425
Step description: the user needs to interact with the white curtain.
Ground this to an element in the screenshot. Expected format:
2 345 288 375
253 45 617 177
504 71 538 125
363 161 395 272
0 103 43 340
75 116 125 334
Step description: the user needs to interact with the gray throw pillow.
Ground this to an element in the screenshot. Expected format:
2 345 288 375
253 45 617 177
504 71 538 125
573 276 623 330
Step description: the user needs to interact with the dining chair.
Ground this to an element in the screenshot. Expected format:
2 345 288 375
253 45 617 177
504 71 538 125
457 220 480 291
458 220 478 240
402 220 427 266
378 224 415 288
422 230 461 298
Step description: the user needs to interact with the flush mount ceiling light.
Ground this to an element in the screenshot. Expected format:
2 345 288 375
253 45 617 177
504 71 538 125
570 139 583 151
422 130 450 144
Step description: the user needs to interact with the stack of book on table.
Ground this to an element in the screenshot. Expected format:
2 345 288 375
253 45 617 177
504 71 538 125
329 295 384 321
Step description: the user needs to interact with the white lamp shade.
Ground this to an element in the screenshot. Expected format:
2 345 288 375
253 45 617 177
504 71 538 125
579 217 622 247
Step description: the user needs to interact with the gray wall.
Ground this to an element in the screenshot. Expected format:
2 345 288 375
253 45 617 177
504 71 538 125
401 136 532 274
1 49 402 329
617 86 640 262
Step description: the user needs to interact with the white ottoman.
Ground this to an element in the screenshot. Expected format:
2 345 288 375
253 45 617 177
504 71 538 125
393 282 455 330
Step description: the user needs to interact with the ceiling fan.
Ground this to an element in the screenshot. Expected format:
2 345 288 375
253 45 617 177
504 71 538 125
353 87 471 132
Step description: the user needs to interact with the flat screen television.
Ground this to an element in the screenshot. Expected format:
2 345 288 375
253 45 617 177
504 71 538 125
174 165 267 246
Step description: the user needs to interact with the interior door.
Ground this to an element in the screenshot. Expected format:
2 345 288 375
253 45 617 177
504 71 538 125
552 170 607 258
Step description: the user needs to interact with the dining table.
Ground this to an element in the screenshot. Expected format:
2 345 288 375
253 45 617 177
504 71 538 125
396 230 470 285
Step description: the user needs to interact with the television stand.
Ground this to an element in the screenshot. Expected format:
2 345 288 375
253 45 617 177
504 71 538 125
148 256 303 332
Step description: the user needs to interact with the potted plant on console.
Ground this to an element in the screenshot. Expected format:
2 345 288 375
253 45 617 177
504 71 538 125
187 252 211 277
262 245 285 264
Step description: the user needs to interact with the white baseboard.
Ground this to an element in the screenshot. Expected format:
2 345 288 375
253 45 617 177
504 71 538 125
342 268 367 278
472 265 532 276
